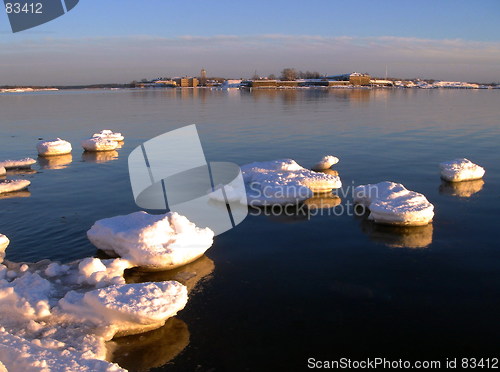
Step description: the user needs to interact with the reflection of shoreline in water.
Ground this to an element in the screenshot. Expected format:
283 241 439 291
359 218 433 249
0 190 31 199
125 255 215 294
37 154 73 170
81 150 119 164
109 317 189 372
439 179 484 198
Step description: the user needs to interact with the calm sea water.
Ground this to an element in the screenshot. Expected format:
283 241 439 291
1 88 499 371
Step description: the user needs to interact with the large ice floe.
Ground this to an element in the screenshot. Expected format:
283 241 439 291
0 232 190 371
92 130 124 142
87 211 214 271
354 181 434 226
0 158 36 170
37 138 72 156
439 158 485 182
311 155 339 171
82 138 119 152
0 179 30 194
235 159 342 206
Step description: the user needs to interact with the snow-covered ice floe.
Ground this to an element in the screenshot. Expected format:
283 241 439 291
0 238 189 371
0 235 8 260
92 130 124 142
312 155 339 171
0 158 36 170
234 159 342 206
0 179 30 194
439 158 485 182
354 181 434 226
82 138 119 152
87 212 214 271
37 138 72 156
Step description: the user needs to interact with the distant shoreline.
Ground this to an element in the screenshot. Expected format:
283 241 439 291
1 85 499 94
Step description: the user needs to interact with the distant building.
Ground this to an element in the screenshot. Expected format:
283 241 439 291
200 69 207 86
173 77 199 87
325 72 371 86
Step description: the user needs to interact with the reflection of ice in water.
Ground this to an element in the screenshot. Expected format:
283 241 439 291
439 179 484 198
109 317 189 372
37 154 73 170
81 150 119 164
5 168 37 175
125 255 215 294
360 219 433 249
0 190 31 200
319 169 339 177
303 194 341 210
112 255 215 370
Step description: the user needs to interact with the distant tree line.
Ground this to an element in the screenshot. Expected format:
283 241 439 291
252 68 324 81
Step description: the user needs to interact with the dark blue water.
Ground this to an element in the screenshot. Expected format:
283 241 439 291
1 88 499 371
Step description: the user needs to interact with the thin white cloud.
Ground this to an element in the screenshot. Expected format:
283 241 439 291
1 34 499 85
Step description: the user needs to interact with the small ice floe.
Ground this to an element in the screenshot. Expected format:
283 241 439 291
354 181 434 226
81 137 119 152
87 211 214 271
0 234 9 260
439 179 484 198
439 158 485 182
0 158 36 170
239 159 342 206
92 130 124 142
59 281 188 337
0 179 30 194
37 138 72 156
0 167 5 177
312 155 339 171
0 244 188 371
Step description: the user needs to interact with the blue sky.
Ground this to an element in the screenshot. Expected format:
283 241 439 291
1 0 500 84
